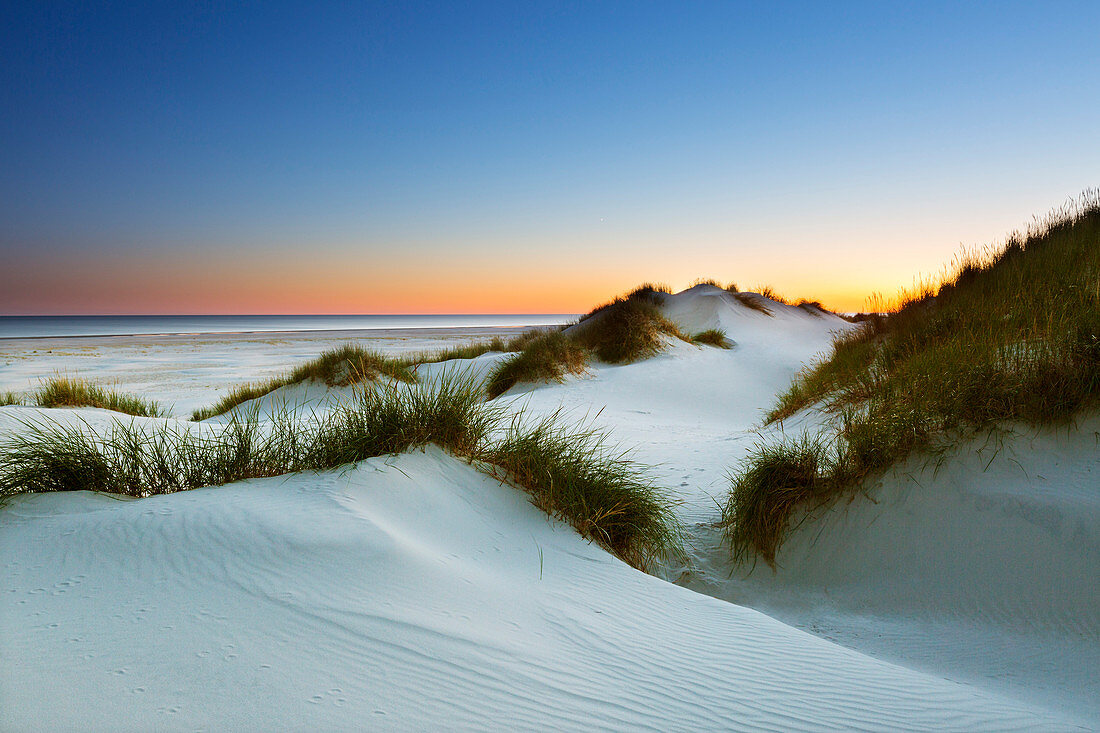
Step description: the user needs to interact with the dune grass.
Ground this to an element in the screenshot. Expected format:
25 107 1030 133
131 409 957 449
723 192 1100 565
191 345 416 421
691 329 731 348
722 434 841 567
573 290 689 363
482 411 683 570
1 370 682 571
729 291 774 316
35 377 166 418
403 329 547 365
485 331 589 398
1 392 24 407
484 286 694 396
795 300 828 317
757 286 792 305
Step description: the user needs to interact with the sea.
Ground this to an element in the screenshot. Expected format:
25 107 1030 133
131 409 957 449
0 314 577 340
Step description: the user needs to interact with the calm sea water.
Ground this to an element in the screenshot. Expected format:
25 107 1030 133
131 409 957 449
0 314 577 339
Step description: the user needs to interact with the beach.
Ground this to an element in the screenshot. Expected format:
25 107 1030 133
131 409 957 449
0 325 550 418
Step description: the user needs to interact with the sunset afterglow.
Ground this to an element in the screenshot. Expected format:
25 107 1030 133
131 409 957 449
3 3 1098 315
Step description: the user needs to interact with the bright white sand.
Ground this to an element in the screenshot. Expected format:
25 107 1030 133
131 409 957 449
2 286 1096 730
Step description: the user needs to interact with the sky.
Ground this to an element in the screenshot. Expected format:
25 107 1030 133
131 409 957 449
2 1 1098 315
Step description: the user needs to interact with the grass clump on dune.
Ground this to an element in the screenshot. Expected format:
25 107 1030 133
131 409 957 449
795 300 828 317
691 329 731 348
722 434 840 567
287 344 417 386
305 371 499 464
481 412 683 570
484 286 692 396
724 192 1100 565
191 344 416 421
573 290 688 364
730 291 773 316
757 286 792 305
35 377 165 418
485 331 589 398
1 392 24 407
1 371 682 572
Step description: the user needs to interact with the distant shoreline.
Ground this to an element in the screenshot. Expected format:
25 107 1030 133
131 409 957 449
0 314 578 340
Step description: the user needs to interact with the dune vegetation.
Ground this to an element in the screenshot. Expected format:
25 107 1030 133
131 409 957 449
1 371 682 570
1 391 24 407
483 410 683 570
34 377 166 418
729 290 774 315
691 329 731 348
572 290 690 363
723 193 1100 565
191 344 418 421
485 331 589 398
401 329 546 366
190 334 558 421
483 285 693 398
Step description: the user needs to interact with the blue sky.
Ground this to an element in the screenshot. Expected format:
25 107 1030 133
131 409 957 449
2 1 1098 313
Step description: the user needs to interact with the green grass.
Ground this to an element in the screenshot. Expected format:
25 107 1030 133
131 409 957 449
286 344 417 386
485 331 589 398
724 192 1100 564
191 344 417 421
402 329 547 365
573 291 689 363
481 411 683 570
35 377 166 418
1 371 682 571
1 392 24 407
484 286 696 396
691 329 731 348
722 434 841 567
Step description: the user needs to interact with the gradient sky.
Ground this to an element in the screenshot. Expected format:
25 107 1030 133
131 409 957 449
2 1 1098 315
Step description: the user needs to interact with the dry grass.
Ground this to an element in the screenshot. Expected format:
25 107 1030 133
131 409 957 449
730 292 773 316
795 300 828 317
724 191 1100 564
757 286 792 305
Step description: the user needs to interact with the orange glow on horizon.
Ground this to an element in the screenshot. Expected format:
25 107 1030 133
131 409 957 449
4 237 956 316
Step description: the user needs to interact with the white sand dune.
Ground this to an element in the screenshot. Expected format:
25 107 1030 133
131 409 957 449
1 448 1073 731
2 286 1096 730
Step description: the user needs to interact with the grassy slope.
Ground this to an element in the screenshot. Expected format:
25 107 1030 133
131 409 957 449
1 373 682 570
724 194 1100 565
